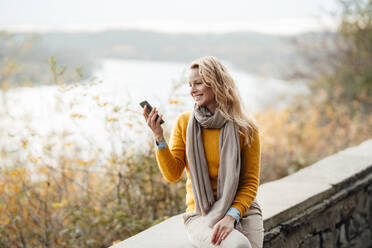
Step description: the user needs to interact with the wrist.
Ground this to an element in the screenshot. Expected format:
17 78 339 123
155 134 164 144
225 207 240 226
225 215 237 228
225 215 235 223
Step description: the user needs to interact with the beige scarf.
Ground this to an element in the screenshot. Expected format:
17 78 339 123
183 104 241 229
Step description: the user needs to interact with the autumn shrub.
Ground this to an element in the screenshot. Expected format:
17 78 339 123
257 92 372 182
0 141 186 248
1 85 371 247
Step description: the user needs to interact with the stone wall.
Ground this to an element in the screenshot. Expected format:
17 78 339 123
110 139 372 248
260 139 372 247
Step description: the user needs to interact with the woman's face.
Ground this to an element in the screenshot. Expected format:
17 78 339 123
188 68 217 113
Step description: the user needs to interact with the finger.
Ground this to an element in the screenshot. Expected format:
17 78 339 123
150 108 158 125
216 228 224 245
143 106 149 120
223 231 230 240
216 232 223 245
146 109 152 125
149 106 155 118
211 226 220 244
150 110 159 128
218 231 228 245
222 230 231 243
147 107 156 125
156 114 163 125
211 227 218 244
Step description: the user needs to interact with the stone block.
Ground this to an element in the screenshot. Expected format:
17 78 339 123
348 227 372 248
341 140 372 158
298 233 320 247
338 223 349 247
321 230 337 248
109 214 192 248
284 154 371 186
257 181 331 230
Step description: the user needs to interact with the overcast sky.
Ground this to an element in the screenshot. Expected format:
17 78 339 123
0 0 340 35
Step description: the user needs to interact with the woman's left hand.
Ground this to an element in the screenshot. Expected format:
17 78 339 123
211 215 235 245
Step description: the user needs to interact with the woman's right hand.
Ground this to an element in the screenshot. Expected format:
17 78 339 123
143 105 165 143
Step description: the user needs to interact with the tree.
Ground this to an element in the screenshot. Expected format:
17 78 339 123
291 0 372 114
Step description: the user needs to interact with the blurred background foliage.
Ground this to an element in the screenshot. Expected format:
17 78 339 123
0 0 371 247
290 0 372 113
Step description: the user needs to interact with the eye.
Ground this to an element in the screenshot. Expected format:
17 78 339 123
188 81 202 87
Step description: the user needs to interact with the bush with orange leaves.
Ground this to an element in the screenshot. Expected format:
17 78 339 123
0 144 186 247
1 86 371 247
257 91 372 182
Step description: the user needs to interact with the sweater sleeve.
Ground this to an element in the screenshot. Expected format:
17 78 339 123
231 129 261 218
154 113 187 183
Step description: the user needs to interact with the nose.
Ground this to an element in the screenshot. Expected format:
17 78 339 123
190 84 197 95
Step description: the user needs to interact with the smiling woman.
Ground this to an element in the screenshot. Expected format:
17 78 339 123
188 70 216 114
143 56 263 248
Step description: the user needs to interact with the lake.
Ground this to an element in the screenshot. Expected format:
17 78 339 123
0 59 308 172
93 58 307 112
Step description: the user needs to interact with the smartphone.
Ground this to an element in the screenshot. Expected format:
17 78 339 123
140 100 165 124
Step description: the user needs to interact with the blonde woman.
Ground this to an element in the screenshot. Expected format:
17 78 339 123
143 56 263 248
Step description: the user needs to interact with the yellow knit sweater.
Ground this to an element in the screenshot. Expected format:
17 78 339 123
155 111 261 219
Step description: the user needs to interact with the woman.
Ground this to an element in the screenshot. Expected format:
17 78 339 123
143 56 263 248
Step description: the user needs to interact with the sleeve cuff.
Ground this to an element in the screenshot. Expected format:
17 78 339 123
225 206 241 225
155 139 167 150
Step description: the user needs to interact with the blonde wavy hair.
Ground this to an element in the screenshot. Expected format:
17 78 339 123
190 56 259 146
